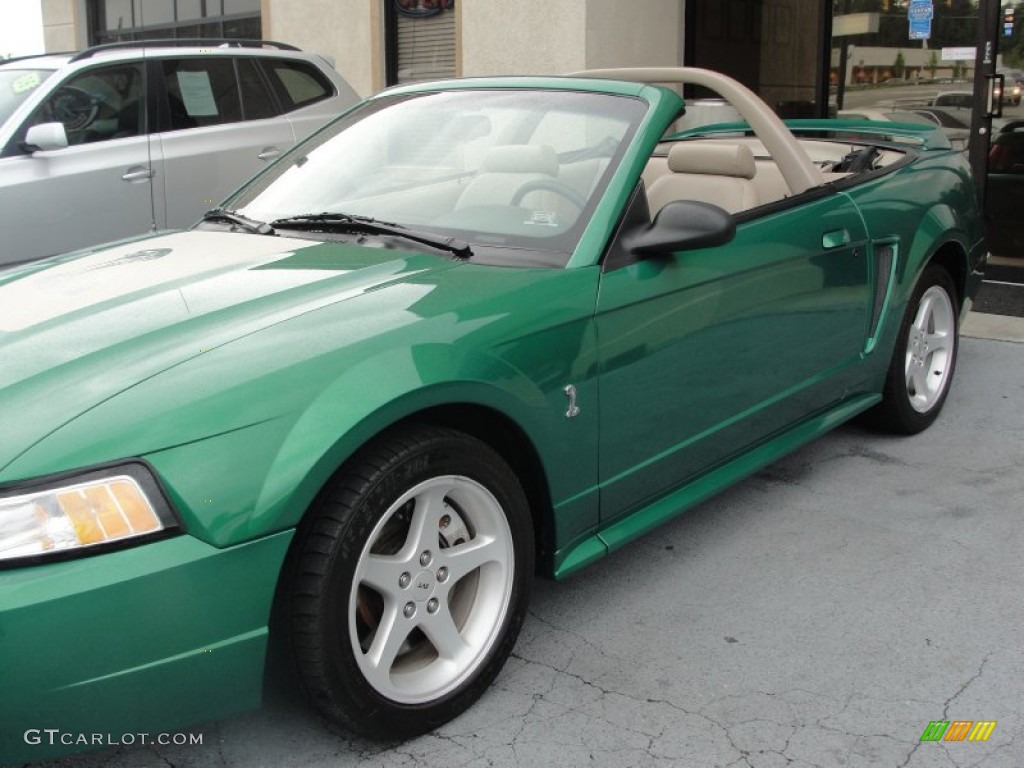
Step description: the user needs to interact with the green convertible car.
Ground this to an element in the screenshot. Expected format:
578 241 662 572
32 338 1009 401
0 68 986 761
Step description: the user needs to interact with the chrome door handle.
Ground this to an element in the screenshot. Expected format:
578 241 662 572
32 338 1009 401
257 147 282 161
122 167 154 182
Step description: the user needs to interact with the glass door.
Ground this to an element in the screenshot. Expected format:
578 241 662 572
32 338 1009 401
828 1 1016 253
830 1 983 142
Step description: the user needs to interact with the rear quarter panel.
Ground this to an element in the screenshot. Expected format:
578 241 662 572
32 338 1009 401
834 147 986 385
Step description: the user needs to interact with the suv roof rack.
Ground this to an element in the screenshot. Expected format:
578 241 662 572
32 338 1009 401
69 38 300 63
2 51 76 64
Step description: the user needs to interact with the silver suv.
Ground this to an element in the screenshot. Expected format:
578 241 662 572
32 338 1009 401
0 40 359 266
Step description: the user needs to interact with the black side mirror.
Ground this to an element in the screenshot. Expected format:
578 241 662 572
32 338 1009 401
623 200 736 257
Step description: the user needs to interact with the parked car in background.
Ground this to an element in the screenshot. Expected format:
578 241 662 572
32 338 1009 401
1002 80 1022 106
994 74 1023 106
0 67 985 763
0 40 359 266
986 120 1024 255
932 90 974 109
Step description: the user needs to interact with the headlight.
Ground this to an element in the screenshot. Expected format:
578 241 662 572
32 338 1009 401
0 462 179 566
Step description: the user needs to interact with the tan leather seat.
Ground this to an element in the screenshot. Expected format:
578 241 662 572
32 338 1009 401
455 144 559 210
646 142 760 216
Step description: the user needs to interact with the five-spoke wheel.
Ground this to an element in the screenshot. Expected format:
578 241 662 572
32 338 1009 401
904 283 956 414
350 474 514 704
869 264 960 434
286 426 532 738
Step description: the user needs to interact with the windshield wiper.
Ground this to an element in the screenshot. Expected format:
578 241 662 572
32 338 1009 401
200 208 275 235
270 212 473 259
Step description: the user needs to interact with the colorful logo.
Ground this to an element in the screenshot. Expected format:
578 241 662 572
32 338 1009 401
920 721 997 742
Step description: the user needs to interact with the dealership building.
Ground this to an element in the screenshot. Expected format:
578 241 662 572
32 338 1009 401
39 1 846 115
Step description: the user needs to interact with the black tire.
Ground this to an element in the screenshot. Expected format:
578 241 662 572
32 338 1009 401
866 264 959 434
286 425 533 738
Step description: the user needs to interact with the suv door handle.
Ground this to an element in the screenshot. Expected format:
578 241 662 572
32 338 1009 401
257 147 282 161
122 166 154 183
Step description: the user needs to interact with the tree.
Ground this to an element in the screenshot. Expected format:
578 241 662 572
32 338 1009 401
894 50 906 79
928 50 939 78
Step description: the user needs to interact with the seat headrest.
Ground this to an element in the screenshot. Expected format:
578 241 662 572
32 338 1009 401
667 142 756 180
482 144 558 176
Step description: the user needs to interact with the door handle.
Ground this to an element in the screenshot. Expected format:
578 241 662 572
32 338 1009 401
822 229 851 249
986 73 1005 118
257 147 282 161
122 166 154 183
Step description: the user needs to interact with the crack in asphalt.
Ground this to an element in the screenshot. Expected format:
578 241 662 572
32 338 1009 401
896 652 993 768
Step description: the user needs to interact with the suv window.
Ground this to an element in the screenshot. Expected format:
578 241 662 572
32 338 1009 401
264 59 334 111
162 58 242 130
237 58 280 121
20 63 144 148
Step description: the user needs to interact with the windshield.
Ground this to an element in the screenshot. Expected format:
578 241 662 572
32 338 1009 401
229 89 646 265
0 69 54 126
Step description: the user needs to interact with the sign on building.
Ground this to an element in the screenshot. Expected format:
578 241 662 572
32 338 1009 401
908 0 934 41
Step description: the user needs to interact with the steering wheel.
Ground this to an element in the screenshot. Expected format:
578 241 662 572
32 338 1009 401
49 86 100 132
510 178 587 210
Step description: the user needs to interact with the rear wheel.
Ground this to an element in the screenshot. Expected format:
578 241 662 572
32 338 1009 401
287 426 533 738
868 265 959 434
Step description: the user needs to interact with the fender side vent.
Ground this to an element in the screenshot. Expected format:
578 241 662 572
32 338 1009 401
866 242 897 350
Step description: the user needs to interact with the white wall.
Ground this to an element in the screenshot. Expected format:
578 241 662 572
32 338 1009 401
461 0 588 76
41 0 87 52
461 0 682 77
584 0 682 70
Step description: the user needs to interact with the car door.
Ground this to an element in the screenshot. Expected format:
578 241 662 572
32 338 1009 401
595 186 872 523
0 61 163 263
154 56 294 230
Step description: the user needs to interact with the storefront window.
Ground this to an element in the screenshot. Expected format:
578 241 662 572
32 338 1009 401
830 0 980 146
90 0 261 44
385 1 457 85
686 0 826 118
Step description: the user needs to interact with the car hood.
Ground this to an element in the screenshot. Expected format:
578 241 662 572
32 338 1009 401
0 230 458 473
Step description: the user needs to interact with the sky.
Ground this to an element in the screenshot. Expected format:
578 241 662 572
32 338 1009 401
0 0 45 59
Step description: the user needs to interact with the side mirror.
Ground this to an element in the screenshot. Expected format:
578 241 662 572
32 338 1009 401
624 200 736 257
22 122 69 153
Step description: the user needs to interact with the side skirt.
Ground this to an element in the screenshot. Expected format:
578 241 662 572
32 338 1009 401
552 393 881 580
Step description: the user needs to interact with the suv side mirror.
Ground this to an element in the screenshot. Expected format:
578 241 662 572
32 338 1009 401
22 122 69 153
624 200 736 257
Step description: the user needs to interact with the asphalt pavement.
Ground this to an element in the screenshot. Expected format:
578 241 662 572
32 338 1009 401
974 256 1024 318
25 326 1024 767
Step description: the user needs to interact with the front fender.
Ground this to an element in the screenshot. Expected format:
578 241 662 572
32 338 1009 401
236 340 599 546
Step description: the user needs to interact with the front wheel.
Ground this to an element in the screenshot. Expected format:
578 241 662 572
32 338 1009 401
868 264 959 434
286 426 533 738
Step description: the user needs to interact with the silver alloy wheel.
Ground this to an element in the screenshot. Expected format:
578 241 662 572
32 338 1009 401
348 475 514 704
904 284 956 413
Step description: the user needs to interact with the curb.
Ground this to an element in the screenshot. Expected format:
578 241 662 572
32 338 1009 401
963 312 1024 343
